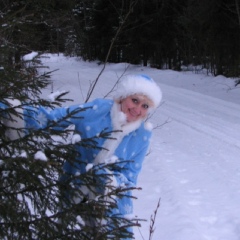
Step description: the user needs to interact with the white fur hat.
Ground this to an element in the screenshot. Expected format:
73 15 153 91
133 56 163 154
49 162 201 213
114 74 162 108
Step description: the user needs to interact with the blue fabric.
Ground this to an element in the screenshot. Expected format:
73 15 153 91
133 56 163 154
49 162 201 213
138 74 152 81
0 102 7 109
21 98 151 218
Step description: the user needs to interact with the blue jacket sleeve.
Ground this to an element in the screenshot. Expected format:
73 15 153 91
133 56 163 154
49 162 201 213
23 102 94 131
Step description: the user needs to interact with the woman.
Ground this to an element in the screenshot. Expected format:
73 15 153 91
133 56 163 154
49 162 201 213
1 74 162 236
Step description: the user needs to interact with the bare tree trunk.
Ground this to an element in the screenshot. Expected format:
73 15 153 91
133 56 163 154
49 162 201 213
235 0 240 27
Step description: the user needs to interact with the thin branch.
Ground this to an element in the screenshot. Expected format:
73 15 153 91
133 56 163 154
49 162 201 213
77 72 85 101
103 64 131 99
85 0 138 102
149 198 161 240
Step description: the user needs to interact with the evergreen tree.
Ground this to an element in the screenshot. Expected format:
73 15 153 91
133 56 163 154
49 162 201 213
0 4 141 239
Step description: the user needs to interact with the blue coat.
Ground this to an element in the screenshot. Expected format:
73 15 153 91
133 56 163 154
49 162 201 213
3 98 152 217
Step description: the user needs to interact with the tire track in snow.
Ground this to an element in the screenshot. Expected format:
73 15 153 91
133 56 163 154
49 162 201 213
140 84 240 239
159 84 240 150
135 148 208 240
161 102 240 150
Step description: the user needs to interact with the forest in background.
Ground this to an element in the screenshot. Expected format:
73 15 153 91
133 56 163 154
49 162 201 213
1 0 240 78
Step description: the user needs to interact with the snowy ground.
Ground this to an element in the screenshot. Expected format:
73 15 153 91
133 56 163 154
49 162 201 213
40 54 240 240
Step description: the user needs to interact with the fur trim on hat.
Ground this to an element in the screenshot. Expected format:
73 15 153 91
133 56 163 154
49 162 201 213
114 74 162 108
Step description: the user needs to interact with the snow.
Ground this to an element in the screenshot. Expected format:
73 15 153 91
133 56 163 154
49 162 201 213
86 163 94 172
48 90 68 102
23 51 38 61
34 150 48 161
40 54 240 240
51 124 81 145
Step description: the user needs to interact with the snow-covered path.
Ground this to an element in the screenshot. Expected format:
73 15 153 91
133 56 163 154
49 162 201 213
135 84 240 240
40 54 240 240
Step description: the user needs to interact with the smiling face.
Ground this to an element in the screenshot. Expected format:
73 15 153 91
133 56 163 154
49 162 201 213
120 94 154 122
